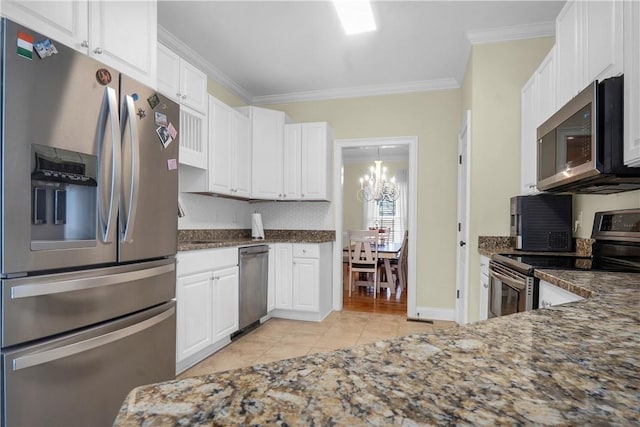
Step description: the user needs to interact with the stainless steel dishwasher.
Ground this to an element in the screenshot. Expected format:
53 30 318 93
238 245 269 332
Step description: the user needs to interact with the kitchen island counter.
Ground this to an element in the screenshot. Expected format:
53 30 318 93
114 270 639 426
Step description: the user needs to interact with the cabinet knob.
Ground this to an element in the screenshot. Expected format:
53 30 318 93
483 283 488 288
176 92 182 98
301 193 305 198
93 47 103 54
302 249 306 254
181 94 187 100
80 40 89 48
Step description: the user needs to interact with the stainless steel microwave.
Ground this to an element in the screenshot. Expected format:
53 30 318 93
536 75 640 194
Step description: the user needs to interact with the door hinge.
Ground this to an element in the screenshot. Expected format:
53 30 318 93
459 155 462 165
456 290 460 299
458 223 461 232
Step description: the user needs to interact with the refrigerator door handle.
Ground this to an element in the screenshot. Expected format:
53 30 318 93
120 94 140 244
97 86 122 243
10 263 175 299
11 306 175 371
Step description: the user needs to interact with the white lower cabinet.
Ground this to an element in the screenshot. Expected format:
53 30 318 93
176 248 239 374
538 279 584 309
270 242 332 321
267 244 276 312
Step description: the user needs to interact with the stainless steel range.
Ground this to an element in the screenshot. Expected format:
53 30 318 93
489 208 640 318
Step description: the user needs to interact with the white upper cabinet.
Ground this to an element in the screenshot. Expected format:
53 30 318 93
2 1 88 52
88 1 157 87
624 0 640 167
583 0 623 85
300 123 332 200
535 46 557 127
3 0 157 88
521 74 538 195
282 122 332 201
157 44 208 114
555 0 583 108
207 95 251 198
247 107 287 200
555 0 623 109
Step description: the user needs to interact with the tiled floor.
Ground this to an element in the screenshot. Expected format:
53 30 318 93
178 311 457 379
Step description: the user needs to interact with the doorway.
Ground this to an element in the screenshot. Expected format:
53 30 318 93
332 137 419 317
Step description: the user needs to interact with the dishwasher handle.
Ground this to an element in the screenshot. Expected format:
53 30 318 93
239 245 269 256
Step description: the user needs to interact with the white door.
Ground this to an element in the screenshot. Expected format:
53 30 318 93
208 97 232 194
251 108 285 199
176 272 213 362
455 111 470 325
88 0 157 88
283 124 302 199
233 112 252 197
301 123 328 200
267 245 276 312
292 258 319 312
2 0 88 53
179 59 208 113
212 267 239 341
157 44 181 103
274 244 293 309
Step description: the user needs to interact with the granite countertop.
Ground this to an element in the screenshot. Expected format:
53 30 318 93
178 229 336 251
477 236 593 258
114 268 639 426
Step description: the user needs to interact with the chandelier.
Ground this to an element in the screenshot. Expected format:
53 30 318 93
357 150 399 203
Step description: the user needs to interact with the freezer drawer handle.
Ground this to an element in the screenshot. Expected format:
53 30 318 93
10 263 175 299
11 306 175 371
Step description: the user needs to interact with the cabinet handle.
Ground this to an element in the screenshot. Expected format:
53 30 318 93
80 40 89 48
301 193 305 198
483 283 488 288
93 47 103 54
302 249 306 254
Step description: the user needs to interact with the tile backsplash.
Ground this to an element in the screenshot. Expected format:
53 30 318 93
178 193 334 230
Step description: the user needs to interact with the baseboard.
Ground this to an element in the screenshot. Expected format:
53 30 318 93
412 306 456 322
175 337 231 375
270 309 328 322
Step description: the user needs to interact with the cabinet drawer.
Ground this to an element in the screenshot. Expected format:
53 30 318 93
177 247 238 276
293 244 319 258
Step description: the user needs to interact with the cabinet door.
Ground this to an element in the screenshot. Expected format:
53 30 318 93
583 0 623 85
212 267 239 341
232 111 252 197
176 272 213 362
292 258 319 312
208 97 233 194
300 123 329 200
536 46 556 127
274 244 292 309
555 0 583 108
179 105 208 169
88 0 157 88
539 280 583 308
157 44 181 103
179 59 208 114
283 124 302 199
2 0 89 53
251 108 285 199
624 1 640 167
521 74 538 195
267 245 276 312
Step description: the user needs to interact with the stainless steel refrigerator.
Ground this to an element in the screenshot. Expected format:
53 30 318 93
0 19 179 426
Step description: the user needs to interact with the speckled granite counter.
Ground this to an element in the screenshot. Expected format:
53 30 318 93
114 268 639 426
178 229 335 251
478 235 593 257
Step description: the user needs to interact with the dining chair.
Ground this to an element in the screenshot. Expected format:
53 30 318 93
390 230 408 291
347 230 380 298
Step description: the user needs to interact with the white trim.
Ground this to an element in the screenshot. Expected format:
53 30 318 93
412 306 456 322
455 110 471 325
466 21 556 45
252 79 460 105
158 25 252 104
332 136 418 318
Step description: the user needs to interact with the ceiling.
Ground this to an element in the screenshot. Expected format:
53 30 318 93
157 1 565 104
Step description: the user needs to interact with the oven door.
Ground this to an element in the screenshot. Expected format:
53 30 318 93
488 261 536 318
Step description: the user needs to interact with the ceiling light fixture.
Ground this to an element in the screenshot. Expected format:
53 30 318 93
357 149 399 204
333 0 377 35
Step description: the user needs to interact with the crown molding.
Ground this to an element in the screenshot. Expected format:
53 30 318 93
251 78 460 105
157 25 252 104
466 21 555 45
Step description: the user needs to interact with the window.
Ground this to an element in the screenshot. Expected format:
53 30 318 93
378 200 395 217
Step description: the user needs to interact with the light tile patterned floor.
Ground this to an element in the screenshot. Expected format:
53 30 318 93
178 311 457 379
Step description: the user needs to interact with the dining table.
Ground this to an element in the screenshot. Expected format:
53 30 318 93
344 241 402 293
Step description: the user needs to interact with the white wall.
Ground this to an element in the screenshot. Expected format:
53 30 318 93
178 193 251 229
